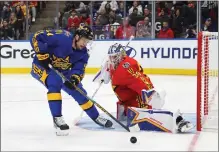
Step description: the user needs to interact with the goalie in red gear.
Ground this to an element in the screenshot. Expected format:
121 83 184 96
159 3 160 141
103 43 193 133
107 43 156 120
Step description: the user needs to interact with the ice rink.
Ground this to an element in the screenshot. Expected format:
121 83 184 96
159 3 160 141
1 74 218 151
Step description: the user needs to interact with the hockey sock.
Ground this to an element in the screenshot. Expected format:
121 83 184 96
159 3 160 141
47 92 62 117
80 100 99 120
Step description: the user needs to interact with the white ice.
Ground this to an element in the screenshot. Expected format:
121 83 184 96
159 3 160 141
1 74 218 151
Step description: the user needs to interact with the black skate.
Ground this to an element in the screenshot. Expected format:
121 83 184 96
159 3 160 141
94 116 113 128
176 116 194 133
53 116 69 136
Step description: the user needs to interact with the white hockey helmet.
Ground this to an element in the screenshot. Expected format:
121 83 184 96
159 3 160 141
108 43 126 69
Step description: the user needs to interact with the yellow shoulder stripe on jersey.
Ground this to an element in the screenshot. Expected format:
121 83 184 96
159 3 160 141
47 93 62 101
32 30 44 53
36 53 49 60
80 100 93 110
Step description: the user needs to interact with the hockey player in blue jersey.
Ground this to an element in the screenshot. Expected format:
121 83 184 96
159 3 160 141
30 26 113 136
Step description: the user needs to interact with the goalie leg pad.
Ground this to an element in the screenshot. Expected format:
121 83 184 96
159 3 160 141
127 107 174 133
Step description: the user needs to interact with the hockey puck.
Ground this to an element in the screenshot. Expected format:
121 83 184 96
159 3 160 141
130 136 137 144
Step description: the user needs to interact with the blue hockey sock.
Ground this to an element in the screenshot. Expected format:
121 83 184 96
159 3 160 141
80 100 99 120
47 92 62 117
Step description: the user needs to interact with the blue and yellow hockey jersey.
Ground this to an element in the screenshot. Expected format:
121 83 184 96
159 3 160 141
30 29 89 79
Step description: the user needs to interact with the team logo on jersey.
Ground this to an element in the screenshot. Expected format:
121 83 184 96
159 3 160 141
51 55 72 70
123 62 130 68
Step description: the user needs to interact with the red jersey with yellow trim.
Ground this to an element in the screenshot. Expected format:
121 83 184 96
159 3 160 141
110 56 154 110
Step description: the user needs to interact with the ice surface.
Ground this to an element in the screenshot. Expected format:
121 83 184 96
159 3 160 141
1 74 218 151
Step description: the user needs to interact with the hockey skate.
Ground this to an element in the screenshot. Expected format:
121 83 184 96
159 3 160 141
53 116 69 136
94 115 113 128
176 116 194 133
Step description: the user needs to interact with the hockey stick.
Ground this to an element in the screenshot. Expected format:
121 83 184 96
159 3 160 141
74 80 104 125
49 65 131 132
125 35 134 49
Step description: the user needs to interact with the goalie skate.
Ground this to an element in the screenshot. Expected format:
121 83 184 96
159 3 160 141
177 119 194 133
94 116 113 128
53 116 69 136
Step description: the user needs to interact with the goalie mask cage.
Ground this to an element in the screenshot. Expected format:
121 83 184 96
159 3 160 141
197 32 218 132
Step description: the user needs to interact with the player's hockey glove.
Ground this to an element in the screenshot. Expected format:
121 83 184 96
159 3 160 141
64 74 81 89
70 74 81 86
36 53 51 70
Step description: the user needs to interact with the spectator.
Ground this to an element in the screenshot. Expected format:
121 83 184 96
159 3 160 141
181 2 196 27
73 2 87 13
108 10 116 25
97 2 115 25
15 5 24 38
0 19 15 40
128 0 143 15
97 0 118 15
201 18 213 32
188 1 195 9
129 7 141 18
136 17 151 38
80 13 90 26
8 12 17 29
11 1 20 11
29 1 37 22
170 8 184 38
143 7 151 21
67 10 80 31
20 1 27 17
157 21 174 38
116 1 125 18
157 1 171 16
158 8 169 18
185 24 197 38
20 1 31 31
115 17 135 39
106 10 120 38
1 3 12 20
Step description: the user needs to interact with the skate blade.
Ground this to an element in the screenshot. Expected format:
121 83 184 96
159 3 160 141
180 123 194 133
55 129 69 136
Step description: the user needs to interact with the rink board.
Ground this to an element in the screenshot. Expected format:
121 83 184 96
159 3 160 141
1 67 196 75
76 112 196 133
0 40 199 75
1 39 218 75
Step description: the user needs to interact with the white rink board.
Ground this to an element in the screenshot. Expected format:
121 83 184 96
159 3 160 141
0 39 217 69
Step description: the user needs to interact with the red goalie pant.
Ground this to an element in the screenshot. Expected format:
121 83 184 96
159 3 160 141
116 95 152 119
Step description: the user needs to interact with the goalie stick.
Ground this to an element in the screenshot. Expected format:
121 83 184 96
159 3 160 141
49 64 132 132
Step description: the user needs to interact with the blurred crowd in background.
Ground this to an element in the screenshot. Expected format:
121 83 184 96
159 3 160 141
0 1 218 40
0 1 47 40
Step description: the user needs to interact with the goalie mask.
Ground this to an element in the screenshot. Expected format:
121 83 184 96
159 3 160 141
108 43 126 70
